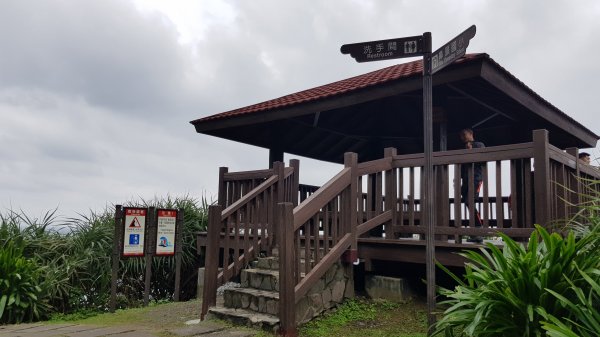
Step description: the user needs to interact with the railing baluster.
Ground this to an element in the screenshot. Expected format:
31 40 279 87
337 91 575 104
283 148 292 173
524 159 533 228
495 161 503 228
398 168 404 234
409 167 415 229
510 160 518 228
482 164 489 228
323 202 330 254
313 212 321 264
367 173 374 222
234 209 240 274
453 164 462 243
357 176 364 226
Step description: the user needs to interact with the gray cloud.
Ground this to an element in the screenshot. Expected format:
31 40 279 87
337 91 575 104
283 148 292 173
0 0 190 114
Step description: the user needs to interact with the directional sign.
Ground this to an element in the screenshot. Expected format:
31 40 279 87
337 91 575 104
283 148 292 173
156 209 177 256
123 207 147 257
341 35 424 63
431 25 476 74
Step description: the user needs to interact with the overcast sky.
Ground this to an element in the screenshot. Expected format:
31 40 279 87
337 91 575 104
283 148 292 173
1 0 599 219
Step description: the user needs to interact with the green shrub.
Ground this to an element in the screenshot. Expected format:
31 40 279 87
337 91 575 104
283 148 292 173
541 266 600 337
0 194 210 319
0 242 51 323
434 225 600 337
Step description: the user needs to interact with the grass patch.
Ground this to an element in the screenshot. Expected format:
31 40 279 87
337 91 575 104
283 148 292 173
48 299 203 330
297 298 427 337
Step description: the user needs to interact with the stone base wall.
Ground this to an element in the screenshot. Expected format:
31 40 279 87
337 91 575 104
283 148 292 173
365 275 413 303
295 262 353 324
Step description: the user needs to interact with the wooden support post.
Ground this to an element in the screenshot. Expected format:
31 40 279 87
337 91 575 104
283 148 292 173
533 130 551 226
144 207 156 306
278 202 297 337
422 32 437 332
218 167 228 207
290 159 300 207
201 205 222 320
110 205 124 313
174 208 184 301
384 148 397 239
270 148 284 168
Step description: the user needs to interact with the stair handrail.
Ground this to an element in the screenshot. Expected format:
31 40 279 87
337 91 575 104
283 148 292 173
278 152 358 336
202 161 291 320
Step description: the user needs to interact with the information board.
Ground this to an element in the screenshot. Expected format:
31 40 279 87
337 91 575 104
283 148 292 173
123 207 147 257
155 209 177 256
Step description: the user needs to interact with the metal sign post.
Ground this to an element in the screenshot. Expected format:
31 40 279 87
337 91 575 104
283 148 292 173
421 32 436 332
341 25 476 335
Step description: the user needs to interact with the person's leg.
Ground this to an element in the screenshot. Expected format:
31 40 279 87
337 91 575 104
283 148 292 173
473 180 483 227
466 180 483 243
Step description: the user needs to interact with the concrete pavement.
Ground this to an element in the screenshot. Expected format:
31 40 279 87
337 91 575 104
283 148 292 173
0 319 258 337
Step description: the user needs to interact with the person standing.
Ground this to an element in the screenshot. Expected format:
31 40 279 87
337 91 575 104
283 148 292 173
459 128 485 243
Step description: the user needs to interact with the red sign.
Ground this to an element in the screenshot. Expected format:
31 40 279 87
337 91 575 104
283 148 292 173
123 207 147 257
156 209 177 256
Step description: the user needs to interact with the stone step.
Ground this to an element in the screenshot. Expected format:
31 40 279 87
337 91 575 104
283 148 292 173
208 306 279 333
271 246 325 260
223 287 279 315
241 268 279 291
254 256 308 271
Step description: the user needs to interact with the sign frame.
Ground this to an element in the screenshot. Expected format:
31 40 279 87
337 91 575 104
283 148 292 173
121 207 148 258
431 25 476 74
155 208 178 257
340 35 424 63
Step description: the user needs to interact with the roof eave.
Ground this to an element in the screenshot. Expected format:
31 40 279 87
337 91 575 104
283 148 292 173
480 59 599 147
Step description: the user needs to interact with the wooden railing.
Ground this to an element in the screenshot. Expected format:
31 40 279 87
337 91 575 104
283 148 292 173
547 144 600 225
298 183 320 203
201 161 299 319
349 129 600 245
201 129 600 334
278 153 358 336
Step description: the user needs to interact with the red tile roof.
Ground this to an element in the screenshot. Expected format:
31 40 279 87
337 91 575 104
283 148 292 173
191 53 486 124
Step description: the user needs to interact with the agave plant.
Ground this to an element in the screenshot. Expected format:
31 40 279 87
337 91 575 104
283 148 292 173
434 225 600 337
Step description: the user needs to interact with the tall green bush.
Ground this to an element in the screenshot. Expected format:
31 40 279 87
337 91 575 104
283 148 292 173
0 194 210 320
434 225 600 337
0 241 50 323
541 265 600 337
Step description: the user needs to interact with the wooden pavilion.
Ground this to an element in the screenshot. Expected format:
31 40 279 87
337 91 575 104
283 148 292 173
191 53 600 334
